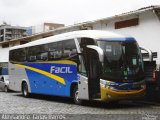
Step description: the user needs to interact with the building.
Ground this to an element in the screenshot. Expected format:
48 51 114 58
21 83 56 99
0 23 27 42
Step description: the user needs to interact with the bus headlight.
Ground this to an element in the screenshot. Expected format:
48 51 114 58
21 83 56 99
100 80 107 88
100 79 118 89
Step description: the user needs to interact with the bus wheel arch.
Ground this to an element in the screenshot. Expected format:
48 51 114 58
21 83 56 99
21 81 30 98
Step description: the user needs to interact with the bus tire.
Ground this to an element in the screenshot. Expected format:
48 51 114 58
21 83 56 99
22 82 30 98
4 86 8 92
73 86 83 105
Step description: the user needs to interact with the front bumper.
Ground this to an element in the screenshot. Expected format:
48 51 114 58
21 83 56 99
100 87 146 102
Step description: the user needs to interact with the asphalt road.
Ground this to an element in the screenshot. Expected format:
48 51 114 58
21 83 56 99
0 91 160 120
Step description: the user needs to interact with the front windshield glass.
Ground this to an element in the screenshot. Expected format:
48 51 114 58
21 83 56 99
97 40 144 82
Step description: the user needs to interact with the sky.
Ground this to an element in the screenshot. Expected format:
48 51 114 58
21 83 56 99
0 0 160 27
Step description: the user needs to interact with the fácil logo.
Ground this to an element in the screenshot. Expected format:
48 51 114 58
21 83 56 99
50 66 73 74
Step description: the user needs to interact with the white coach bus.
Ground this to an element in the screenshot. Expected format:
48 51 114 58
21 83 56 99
9 30 146 104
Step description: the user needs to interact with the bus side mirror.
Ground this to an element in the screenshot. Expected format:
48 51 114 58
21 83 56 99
86 45 104 63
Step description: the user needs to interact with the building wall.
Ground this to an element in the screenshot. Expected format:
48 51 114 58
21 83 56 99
92 11 160 63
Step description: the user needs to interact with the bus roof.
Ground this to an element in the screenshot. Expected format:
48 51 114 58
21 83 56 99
10 30 134 50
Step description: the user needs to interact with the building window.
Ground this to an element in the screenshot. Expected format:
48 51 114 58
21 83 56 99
115 18 139 29
2 43 9 48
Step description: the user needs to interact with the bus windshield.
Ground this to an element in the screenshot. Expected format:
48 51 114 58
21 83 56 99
97 40 144 82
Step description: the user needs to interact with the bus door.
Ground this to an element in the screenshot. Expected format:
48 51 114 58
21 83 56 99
78 46 103 100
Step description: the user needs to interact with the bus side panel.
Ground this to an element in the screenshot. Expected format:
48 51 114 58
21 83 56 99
25 69 67 96
22 63 78 97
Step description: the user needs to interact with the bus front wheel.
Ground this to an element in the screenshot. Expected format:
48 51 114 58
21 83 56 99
73 86 83 105
22 82 30 98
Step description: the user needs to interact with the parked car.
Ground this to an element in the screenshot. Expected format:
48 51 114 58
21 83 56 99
0 76 9 92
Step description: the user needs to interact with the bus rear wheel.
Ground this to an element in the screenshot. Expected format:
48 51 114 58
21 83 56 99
73 86 83 105
22 82 30 98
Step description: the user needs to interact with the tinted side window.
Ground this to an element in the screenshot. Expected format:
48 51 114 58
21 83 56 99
9 50 15 62
48 42 62 60
27 46 38 62
62 40 77 58
27 44 48 62
62 39 79 63
9 48 27 62
36 44 48 61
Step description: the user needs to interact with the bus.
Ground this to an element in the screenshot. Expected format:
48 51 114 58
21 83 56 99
9 30 146 104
